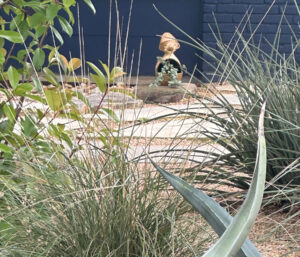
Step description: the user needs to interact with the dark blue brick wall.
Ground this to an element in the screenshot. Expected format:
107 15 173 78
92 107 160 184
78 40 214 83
54 1 300 76
202 0 300 74
60 0 202 76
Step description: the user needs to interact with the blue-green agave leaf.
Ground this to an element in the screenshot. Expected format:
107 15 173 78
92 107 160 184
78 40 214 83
149 160 262 257
202 102 267 257
149 102 267 257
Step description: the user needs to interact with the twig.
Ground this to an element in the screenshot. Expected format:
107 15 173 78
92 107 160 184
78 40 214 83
3 43 15 71
69 86 108 158
38 24 50 48
29 109 57 142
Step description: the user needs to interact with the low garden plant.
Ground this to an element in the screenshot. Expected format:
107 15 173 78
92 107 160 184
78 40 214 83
150 57 181 88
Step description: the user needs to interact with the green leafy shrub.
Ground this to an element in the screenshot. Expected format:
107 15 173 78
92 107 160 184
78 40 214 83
0 0 127 174
0 0 96 158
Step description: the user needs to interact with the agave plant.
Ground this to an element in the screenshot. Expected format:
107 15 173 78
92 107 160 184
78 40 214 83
149 102 267 257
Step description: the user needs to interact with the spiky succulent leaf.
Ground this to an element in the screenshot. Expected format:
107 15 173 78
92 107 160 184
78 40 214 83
203 102 266 257
149 102 267 257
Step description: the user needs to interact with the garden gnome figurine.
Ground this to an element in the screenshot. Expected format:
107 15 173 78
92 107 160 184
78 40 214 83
155 32 183 85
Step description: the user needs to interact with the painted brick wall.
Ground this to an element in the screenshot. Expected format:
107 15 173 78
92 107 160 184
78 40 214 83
202 0 300 74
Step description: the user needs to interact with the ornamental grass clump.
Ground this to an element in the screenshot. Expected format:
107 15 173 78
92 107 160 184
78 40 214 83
155 4 300 208
197 27 300 206
0 144 209 256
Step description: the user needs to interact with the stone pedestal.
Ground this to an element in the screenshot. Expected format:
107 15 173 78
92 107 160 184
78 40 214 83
135 83 197 104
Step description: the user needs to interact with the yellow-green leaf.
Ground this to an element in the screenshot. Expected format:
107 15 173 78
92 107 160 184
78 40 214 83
58 15 73 37
43 67 60 86
52 26 64 45
22 116 37 138
71 91 91 109
0 38 5 48
33 48 45 71
110 66 125 84
87 61 104 77
3 104 16 123
33 78 43 93
69 58 81 71
58 54 69 73
44 88 64 111
7 66 19 89
0 143 13 154
48 47 60 64
28 12 45 27
63 0 76 8
64 6 75 24
87 61 107 93
13 83 33 96
100 60 110 79
0 30 22 43
0 49 5 64
25 94 46 104
100 108 119 123
0 48 6 56
46 3 61 22
91 73 106 93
